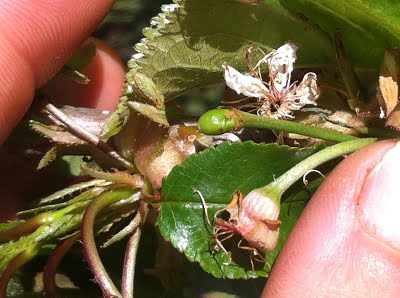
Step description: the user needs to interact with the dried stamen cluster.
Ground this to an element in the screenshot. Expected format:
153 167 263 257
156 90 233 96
223 42 320 119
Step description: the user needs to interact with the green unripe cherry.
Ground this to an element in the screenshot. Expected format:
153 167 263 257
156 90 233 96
197 109 238 135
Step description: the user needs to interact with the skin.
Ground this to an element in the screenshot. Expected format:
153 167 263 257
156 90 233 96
0 0 123 143
1 1 399 296
263 139 400 297
0 0 124 218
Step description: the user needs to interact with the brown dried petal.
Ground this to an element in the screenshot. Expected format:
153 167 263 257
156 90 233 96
377 49 400 117
295 72 320 105
386 106 400 130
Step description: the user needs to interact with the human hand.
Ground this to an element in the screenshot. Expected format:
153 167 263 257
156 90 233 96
0 0 125 218
263 139 400 297
0 0 124 144
3 2 400 297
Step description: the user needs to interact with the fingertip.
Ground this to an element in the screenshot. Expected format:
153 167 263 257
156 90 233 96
44 38 125 111
0 0 116 86
263 140 400 297
0 0 115 142
0 39 35 144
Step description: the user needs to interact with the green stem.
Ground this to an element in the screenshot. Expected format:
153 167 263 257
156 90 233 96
81 165 144 188
0 202 87 243
355 126 400 139
81 188 134 298
198 109 357 143
259 138 377 200
0 244 40 297
240 111 357 142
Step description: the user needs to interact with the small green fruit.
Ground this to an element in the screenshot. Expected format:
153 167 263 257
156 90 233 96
198 109 237 135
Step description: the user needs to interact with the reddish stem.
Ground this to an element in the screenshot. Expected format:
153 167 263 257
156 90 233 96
121 229 140 298
81 189 132 298
43 233 81 298
121 203 147 298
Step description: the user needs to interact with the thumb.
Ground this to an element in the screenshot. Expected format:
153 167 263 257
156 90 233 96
263 139 400 297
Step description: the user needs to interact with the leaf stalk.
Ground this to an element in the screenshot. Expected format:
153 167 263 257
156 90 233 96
258 137 378 201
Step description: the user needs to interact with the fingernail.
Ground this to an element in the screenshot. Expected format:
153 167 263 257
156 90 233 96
358 142 400 250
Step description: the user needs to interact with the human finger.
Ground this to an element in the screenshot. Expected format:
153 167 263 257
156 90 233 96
263 139 400 297
43 38 125 111
0 0 115 143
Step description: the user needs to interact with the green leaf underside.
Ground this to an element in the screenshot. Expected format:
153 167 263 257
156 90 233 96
158 142 319 279
279 0 400 66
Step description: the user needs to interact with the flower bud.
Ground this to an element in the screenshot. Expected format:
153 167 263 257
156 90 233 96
215 190 281 253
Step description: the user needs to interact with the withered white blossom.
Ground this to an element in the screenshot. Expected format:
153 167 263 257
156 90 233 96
222 63 271 99
223 42 320 119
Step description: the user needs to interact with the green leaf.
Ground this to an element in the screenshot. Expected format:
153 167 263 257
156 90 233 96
278 0 400 66
37 147 58 169
129 0 335 101
18 186 107 217
126 72 165 109
60 67 90 85
65 39 96 70
102 0 336 138
158 141 319 279
60 156 84 177
104 0 400 138
30 121 85 145
127 102 169 127
100 95 130 139
37 180 110 206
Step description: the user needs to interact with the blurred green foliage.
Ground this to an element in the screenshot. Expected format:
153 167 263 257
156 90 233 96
94 0 170 61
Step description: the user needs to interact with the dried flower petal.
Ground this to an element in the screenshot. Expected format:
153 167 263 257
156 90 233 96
294 72 319 105
223 63 270 98
377 49 400 120
266 42 298 92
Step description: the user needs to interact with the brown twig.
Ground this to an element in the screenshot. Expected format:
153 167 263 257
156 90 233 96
44 103 135 171
334 30 366 111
